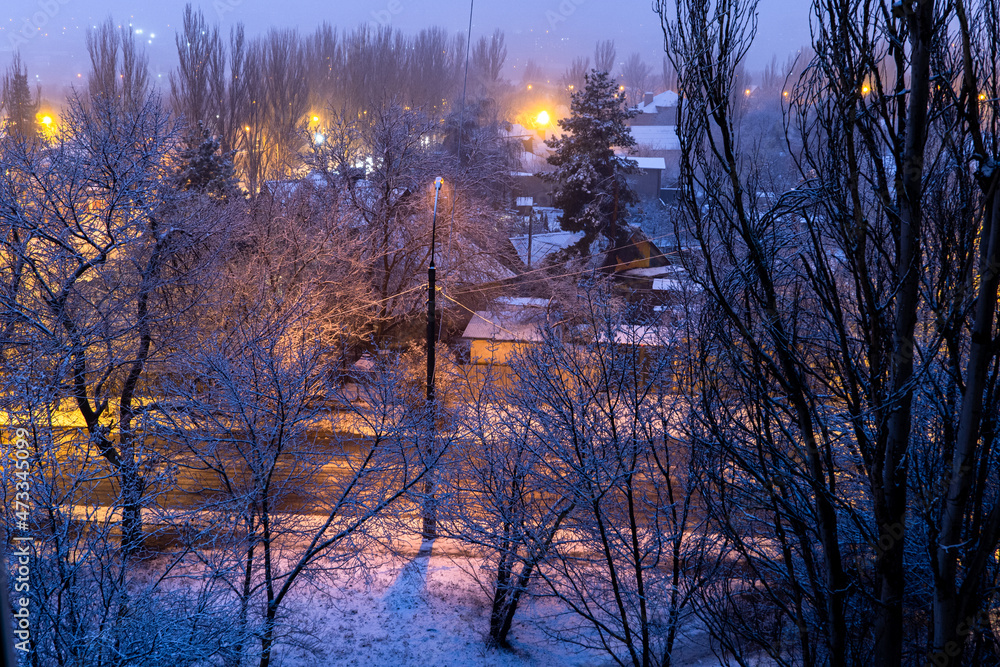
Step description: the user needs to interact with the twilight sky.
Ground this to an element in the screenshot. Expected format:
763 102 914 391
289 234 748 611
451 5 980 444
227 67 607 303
2 0 812 97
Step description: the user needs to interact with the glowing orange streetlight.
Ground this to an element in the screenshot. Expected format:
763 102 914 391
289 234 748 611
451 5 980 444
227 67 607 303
536 110 550 126
41 115 53 126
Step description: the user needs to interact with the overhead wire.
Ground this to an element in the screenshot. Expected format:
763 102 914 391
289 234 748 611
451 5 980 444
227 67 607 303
449 229 685 297
438 291 521 340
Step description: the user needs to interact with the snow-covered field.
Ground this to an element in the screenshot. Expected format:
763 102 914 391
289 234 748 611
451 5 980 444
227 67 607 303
272 538 728 667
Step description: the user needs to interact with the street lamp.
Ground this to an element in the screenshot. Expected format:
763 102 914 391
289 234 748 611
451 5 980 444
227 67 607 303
535 110 550 141
427 176 443 403
422 176 443 541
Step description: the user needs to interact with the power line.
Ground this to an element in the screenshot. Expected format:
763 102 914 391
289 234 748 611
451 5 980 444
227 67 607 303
450 230 684 296
439 291 521 340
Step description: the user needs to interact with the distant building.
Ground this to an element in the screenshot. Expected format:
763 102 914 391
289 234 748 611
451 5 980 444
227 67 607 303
509 230 584 269
506 123 555 207
624 156 666 200
627 91 681 193
461 297 551 365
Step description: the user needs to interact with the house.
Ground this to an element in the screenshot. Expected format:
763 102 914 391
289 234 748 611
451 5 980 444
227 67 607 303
633 91 679 126
506 123 556 207
461 297 551 365
509 230 584 269
627 91 681 192
600 227 671 273
623 156 667 200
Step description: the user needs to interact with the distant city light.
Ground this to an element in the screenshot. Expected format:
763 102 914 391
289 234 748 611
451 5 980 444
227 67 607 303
862 84 870 95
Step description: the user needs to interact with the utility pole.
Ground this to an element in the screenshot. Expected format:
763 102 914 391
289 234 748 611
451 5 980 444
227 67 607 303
422 177 443 541
527 210 534 270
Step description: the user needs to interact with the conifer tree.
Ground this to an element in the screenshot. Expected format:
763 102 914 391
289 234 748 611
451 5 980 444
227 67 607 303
174 122 239 202
1 54 40 141
543 69 637 252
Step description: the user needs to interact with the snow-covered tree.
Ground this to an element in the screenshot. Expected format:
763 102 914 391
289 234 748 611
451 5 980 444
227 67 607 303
173 122 239 202
0 89 191 558
1 54 40 141
543 70 638 252
660 0 1000 663
620 53 653 108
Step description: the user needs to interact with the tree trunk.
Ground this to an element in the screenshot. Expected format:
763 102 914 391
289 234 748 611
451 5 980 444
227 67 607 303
875 4 934 664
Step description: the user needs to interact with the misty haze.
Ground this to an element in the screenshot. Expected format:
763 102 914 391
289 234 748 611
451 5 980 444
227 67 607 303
1 1 999 667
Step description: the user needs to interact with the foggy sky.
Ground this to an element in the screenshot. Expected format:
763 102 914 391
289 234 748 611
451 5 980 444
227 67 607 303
2 0 812 97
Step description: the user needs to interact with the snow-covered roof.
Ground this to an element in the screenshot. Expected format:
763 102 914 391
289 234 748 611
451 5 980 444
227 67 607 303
597 325 677 346
504 123 535 139
515 149 552 173
621 266 678 278
637 90 679 115
509 230 584 267
653 278 702 292
462 310 546 342
496 296 550 308
629 126 681 151
630 156 666 171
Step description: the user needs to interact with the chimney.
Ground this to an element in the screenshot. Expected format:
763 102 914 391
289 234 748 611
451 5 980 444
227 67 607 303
643 91 654 108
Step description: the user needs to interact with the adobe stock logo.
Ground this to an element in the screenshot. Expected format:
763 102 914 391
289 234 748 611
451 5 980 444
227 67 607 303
371 0 404 25
545 0 587 31
7 0 72 50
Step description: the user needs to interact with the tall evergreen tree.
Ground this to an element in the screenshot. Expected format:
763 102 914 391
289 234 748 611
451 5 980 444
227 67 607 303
1 54 40 141
173 122 239 202
543 69 637 252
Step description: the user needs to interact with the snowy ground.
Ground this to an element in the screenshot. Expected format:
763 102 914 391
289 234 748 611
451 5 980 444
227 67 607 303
270 537 733 667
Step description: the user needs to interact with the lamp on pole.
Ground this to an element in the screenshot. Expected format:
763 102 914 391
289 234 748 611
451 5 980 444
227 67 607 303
422 176 443 540
427 176 443 404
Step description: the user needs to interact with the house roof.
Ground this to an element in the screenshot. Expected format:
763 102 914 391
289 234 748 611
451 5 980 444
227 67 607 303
462 295 552 342
629 156 666 171
622 266 680 278
629 126 681 151
597 324 678 346
496 297 550 308
461 310 547 342
509 230 584 267
637 90 679 115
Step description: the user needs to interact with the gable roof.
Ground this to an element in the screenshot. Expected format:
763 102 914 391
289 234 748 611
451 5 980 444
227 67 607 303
509 230 584 267
461 309 547 342
637 90 679 115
